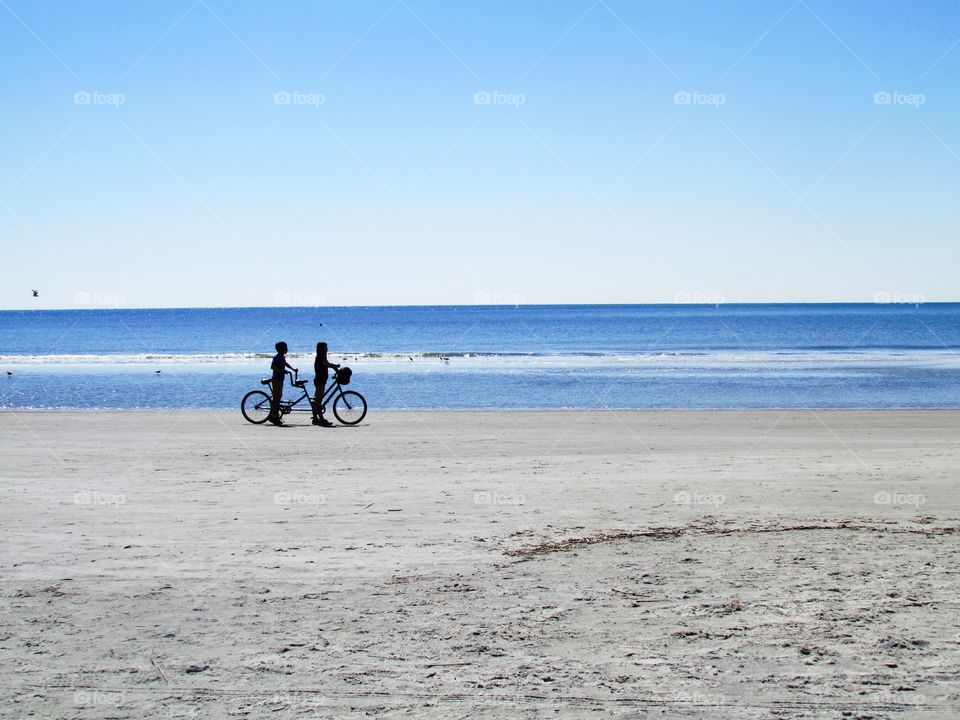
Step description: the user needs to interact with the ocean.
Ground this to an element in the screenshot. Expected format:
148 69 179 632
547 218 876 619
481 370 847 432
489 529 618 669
1 303 958 410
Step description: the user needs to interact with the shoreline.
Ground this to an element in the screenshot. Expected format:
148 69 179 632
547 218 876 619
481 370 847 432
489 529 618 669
5 406 960 413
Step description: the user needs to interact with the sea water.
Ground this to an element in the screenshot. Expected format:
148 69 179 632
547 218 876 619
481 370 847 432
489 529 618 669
1 304 958 409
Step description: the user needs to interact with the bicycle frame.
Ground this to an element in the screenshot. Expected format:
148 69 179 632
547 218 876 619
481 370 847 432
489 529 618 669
276 370 342 415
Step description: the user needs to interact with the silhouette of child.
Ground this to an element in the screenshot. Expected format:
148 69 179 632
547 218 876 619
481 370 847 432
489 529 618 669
268 341 297 426
312 341 340 426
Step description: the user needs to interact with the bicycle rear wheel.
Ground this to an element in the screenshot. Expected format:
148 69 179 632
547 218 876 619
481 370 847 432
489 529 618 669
241 390 272 424
333 391 367 425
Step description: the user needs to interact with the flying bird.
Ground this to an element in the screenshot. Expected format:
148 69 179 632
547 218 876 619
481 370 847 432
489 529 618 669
5 371 12 376
31 289 39 297
155 370 161 375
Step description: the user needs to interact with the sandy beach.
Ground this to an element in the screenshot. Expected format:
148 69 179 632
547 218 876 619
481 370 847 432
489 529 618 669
2 409 959 718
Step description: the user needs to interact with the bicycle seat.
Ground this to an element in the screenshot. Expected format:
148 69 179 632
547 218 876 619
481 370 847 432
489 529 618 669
293 380 308 388
260 378 272 386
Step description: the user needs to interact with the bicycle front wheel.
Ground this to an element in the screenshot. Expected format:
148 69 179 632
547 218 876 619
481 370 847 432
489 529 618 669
333 391 367 425
241 390 272 424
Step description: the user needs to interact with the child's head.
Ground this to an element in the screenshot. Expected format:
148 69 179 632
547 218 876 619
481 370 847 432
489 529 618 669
276 341 288 354
316 341 328 354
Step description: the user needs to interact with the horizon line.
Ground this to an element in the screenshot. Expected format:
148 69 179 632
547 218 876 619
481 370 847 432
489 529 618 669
2 300 956 313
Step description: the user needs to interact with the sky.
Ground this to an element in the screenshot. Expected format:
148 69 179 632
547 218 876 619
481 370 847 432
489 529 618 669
1 0 959 309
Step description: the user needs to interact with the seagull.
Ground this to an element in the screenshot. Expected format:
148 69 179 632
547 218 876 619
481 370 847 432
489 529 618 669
31 289 39 297
5 371 12 376
408 356 414 362
155 370 161 375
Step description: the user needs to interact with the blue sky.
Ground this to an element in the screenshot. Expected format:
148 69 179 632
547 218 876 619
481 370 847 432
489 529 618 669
2 0 959 308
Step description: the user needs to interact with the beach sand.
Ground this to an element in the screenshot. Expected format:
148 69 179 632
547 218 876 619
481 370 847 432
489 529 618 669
2 410 959 719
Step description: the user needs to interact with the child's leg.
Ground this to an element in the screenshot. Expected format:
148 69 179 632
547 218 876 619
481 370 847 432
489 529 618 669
270 378 284 420
314 378 326 418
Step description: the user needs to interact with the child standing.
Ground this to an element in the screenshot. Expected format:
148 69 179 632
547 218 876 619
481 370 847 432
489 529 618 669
268 341 297 426
312 341 340 426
